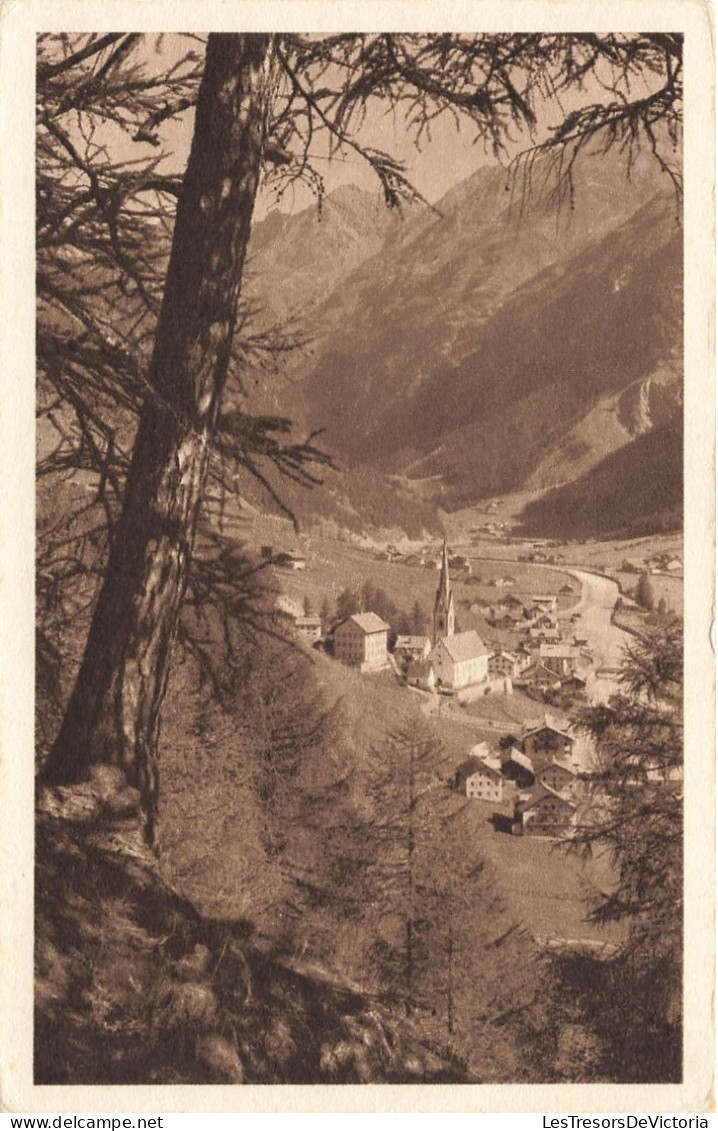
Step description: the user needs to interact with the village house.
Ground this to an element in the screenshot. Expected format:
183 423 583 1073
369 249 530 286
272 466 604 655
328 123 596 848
455 753 504 802
488 650 523 679
515 661 562 691
432 631 491 690
522 717 574 760
333 612 390 673
486 607 526 630
514 786 578 837
490 575 516 588
294 615 322 643
405 656 435 690
539 643 579 678
535 757 579 799
394 635 432 661
559 582 576 595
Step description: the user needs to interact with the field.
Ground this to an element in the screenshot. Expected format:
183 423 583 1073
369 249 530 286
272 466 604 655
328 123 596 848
463 800 627 950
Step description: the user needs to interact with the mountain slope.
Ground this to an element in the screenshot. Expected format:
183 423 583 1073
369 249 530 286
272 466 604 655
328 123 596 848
515 418 683 539
242 147 682 536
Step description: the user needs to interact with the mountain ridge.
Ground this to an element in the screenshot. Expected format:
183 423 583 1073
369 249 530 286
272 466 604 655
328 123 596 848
242 147 682 537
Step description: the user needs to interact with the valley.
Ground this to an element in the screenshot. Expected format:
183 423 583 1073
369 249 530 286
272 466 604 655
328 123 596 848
198 496 679 958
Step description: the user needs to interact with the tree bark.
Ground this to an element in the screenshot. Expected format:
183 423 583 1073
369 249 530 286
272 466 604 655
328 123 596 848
42 34 274 841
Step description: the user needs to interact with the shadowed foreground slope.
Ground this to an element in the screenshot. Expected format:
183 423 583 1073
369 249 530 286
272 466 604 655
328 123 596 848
35 769 466 1086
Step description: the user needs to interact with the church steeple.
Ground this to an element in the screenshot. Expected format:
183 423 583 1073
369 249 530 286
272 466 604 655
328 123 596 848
433 537 455 644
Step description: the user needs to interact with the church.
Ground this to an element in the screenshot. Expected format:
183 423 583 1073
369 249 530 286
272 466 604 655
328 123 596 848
431 540 490 691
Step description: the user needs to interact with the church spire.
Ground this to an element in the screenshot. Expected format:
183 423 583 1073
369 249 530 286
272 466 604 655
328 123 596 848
433 537 455 644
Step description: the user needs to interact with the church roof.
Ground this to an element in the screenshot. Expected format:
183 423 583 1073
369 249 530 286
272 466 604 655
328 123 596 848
438 630 490 662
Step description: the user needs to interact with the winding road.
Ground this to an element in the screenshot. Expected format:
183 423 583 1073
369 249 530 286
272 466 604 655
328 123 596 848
563 568 632 704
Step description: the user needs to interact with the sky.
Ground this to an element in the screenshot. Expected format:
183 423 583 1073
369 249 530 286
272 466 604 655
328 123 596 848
132 34 565 220
91 33 671 223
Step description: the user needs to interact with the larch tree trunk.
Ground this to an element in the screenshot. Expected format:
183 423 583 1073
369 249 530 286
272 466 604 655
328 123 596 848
42 34 275 841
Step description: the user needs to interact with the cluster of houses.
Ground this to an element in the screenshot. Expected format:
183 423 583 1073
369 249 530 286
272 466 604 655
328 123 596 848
453 716 583 837
377 544 471 573
621 551 683 575
304 542 501 692
478 589 588 700
279 542 588 706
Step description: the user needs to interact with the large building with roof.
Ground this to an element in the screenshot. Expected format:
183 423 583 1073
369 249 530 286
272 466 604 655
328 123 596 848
432 630 490 690
430 539 490 690
334 612 390 672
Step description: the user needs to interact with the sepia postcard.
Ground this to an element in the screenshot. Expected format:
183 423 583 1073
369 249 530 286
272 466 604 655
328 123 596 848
0 0 714 1116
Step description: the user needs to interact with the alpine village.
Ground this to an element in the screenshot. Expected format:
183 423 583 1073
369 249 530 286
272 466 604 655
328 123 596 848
33 34 685 1091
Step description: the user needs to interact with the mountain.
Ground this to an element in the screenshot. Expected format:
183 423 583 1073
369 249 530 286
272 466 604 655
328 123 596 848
243 147 682 537
244 184 419 331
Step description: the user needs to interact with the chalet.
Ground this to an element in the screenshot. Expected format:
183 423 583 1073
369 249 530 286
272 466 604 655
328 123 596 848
432 630 490 690
406 657 435 690
394 635 431 661
294 615 322 643
455 753 504 802
491 576 516 588
500 746 535 789
487 607 526 629
514 786 577 837
559 583 576 595
535 757 579 799
488 650 522 679
522 717 574 759
516 661 561 690
539 644 579 678
334 612 390 673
